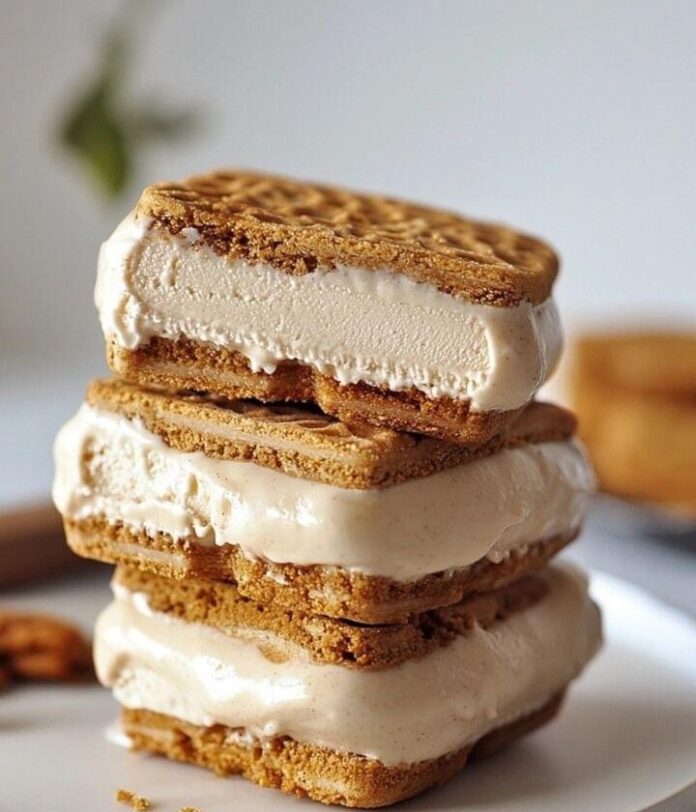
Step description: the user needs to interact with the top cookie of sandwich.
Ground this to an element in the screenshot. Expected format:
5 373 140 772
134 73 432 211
136 170 558 306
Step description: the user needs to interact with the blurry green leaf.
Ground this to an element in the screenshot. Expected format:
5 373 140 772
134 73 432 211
102 25 128 86
58 4 199 200
60 77 131 197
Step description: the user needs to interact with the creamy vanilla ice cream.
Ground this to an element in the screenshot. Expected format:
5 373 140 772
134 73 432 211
53 405 594 581
95 565 601 765
95 214 562 411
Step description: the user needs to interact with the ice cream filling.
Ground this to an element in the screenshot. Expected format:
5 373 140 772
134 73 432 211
96 214 562 410
53 405 594 580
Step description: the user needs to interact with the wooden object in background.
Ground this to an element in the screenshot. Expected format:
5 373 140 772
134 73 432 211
0 502 89 589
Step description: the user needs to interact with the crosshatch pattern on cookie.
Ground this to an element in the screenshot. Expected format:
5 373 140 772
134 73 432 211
137 170 559 305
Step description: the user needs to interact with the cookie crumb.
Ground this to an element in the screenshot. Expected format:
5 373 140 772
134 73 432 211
179 807 202 812
115 788 151 810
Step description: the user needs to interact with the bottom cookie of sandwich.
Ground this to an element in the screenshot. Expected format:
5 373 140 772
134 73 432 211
121 694 564 809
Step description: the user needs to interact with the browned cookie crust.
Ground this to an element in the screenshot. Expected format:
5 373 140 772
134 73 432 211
65 516 574 623
107 338 524 446
121 693 565 808
137 170 559 307
87 377 576 489
575 332 696 397
114 568 548 670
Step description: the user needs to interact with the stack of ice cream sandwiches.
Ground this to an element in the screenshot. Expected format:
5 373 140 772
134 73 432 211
53 171 602 808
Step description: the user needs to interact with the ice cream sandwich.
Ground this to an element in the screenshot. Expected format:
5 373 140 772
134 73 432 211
96 564 601 808
97 171 562 445
53 379 593 623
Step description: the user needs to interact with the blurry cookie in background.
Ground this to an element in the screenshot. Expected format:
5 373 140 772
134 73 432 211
571 332 696 519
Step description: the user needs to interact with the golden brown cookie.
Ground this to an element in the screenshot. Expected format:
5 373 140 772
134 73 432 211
113 567 548 670
71 519 572 624
575 332 696 396
85 378 576 489
0 610 93 685
571 332 696 512
138 170 559 306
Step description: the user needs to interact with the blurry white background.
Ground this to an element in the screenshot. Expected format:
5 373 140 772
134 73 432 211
2 0 695 507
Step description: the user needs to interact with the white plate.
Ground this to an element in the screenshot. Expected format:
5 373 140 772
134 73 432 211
2 571 695 812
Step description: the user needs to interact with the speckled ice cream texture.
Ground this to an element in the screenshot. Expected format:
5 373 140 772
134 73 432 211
95 564 601 764
95 213 562 410
53 405 594 580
